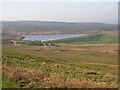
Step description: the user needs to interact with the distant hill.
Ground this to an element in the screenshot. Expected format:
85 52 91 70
2 21 117 35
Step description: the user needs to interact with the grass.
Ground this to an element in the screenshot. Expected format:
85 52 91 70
52 33 118 44
2 79 19 88
2 33 118 88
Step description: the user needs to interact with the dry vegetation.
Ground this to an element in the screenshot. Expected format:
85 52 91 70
2 64 118 88
2 33 118 88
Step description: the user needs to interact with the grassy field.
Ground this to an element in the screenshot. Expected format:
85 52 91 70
2 33 118 88
52 33 118 44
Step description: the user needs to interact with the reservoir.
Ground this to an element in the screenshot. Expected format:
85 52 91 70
23 34 87 41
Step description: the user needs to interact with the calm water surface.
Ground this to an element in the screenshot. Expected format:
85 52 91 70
23 34 87 41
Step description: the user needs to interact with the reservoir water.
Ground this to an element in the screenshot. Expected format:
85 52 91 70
23 34 87 41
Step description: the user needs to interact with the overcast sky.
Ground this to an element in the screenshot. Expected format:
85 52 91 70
1 2 118 24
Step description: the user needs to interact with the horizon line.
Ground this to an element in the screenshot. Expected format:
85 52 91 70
1 20 117 25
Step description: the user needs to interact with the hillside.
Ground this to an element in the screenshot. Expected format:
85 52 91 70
2 21 117 35
3 43 118 88
51 33 118 44
2 32 118 88
2 21 118 44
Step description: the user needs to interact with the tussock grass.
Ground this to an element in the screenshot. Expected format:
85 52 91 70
2 33 118 88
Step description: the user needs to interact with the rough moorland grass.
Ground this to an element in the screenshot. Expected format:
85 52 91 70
2 33 118 88
3 65 117 88
2 43 118 88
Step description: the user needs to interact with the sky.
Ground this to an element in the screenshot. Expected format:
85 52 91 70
1 1 118 24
